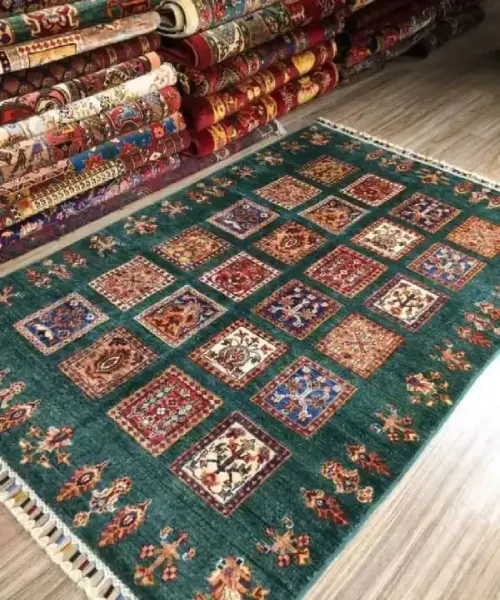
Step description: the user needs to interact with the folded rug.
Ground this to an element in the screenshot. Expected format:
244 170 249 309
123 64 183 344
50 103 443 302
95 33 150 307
0 86 181 183
162 0 346 68
0 0 163 48
348 0 417 31
339 52 385 83
174 17 340 97
0 61 176 148
0 52 164 125
0 32 160 100
0 117 190 226
0 122 278 261
159 0 280 38
193 61 338 155
0 111 186 199
0 11 160 74
185 40 336 132
406 3 484 58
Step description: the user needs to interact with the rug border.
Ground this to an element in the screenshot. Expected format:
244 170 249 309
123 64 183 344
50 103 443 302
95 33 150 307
0 118 498 600
315 117 500 191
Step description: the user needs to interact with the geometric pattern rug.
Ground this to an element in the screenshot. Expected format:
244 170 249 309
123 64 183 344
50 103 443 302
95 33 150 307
0 118 498 600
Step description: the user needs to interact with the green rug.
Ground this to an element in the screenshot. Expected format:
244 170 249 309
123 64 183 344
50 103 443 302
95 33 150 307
0 118 499 600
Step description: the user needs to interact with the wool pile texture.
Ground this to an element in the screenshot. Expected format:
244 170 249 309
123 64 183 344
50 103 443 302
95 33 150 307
0 119 498 600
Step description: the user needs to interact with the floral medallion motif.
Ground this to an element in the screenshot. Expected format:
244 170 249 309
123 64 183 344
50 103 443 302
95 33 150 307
406 372 452 407
252 357 356 437
253 280 341 339
256 516 311 568
135 286 226 347
124 215 157 235
321 460 373 503
57 461 110 502
207 199 279 239
0 401 39 434
341 174 405 206
170 411 290 516
409 243 485 291
89 234 121 256
255 175 320 208
14 293 108 354
194 556 269 599
154 226 231 270
19 425 73 468
59 327 157 400
108 366 222 456
317 314 404 378
135 525 195 586
446 216 500 259
306 245 387 297
300 195 368 234
390 193 461 233
254 221 326 265
352 218 425 260
299 155 358 185
73 476 133 528
364 274 449 331
0 285 21 306
0 378 25 408
371 404 420 443
199 252 280 302
300 488 348 525
190 319 287 389
346 444 392 477
98 499 151 547
89 256 175 311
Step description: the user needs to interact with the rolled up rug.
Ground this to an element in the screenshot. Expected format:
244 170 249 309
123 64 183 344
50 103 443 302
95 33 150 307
0 111 186 198
0 86 181 182
184 39 336 131
0 52 164 125
406 3 484 58
339 52 385 83
0 0 78 18
174 17 340 97
192 61 338 156
0 11 160 74
162 0 346 68
0 122 279 262
0 117 190 226
0 32 160 100
0 0 163 48
0 61 176 147
158 0 280 38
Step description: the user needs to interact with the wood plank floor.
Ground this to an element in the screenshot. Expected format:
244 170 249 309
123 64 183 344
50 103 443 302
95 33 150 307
1 4 500 599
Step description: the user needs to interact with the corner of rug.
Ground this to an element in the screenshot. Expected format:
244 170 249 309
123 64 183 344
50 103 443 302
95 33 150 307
0 459 136 600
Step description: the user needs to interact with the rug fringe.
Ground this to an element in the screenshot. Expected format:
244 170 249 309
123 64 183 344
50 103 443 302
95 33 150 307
317 117 500 193
0 458 137 600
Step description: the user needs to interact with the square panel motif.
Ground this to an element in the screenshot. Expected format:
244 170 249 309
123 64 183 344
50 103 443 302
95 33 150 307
199 252 280 302
341 174 405 206
252 357 357 437
108 366 223 456
170 411 290 516
59 327 157 400
207 199 279 239
299 155 358 185
253 280 341 339
446 216 500 259
300 195 368 234
317 314 404 378
14 293 108 355
254 175 321 209
364 274 449 331
190 319 287 389
254 221 326 265
154 226 231 271
89 256 175 311
306 245 387 297
390 193 461 233
135 286 226 347
409 243 485 291
351 218 424 260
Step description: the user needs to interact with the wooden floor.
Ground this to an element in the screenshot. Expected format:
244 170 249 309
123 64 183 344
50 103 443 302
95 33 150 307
1 4 500 599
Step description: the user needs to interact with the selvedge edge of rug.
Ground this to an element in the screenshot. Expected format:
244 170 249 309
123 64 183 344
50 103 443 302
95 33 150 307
0 117 498 600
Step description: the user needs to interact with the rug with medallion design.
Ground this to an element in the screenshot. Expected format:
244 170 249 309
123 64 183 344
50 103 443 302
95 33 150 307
0 118 499 600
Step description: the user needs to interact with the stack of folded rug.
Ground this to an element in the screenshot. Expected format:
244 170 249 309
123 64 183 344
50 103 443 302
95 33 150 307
158 0 348 156
338 0 483 83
